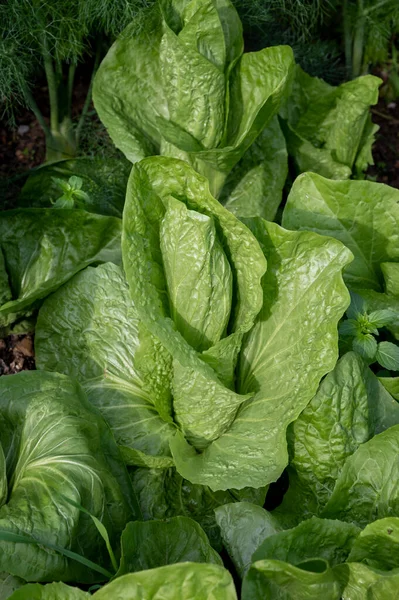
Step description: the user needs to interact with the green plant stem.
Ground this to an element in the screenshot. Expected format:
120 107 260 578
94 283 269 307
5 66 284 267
343 0 352 75
22 84 52 138
41 32 60 133
67 62 76 117
352 0 365 78
75 44 101 143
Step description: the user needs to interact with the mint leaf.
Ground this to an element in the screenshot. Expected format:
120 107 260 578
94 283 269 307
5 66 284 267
376 342 399 371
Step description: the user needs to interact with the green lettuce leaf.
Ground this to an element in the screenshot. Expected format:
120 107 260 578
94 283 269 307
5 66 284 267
93 0 294 195
381 262 399 297
9 582 89 599
252 517 359 567
171 219 352 490
215 502 282 577
122 156 266 455
131 467 266 551
0 209 121 327
35 263 176 462
0 371 135 583
322 425 399 527
287 352 399 512
282 173 399 291
348 517 399 570
116 516 222 576
242 559 341 600
279 66 380 179
97 563 237 599
220 116 288 221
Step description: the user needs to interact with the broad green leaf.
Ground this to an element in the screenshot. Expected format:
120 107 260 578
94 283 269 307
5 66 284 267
280 67 380 178
160 23 225 150
93 6 165 161
379 376 399 400
160 195 232 352
0 250 11 308
131 467 266 551
215 502 282 577
333 563 388 600
323 425 399 527
348 517 399 570
18 157 131 217
122 157 265 453
354 115 380 178
381 262 399 296
242 559 341 600
368 572 399 599
0 209 121 327
220 116 288 221
9 582 89 599
352 333 377 361
288 352 399 512
116 517 222 576
0 371 135 582
376 342 399 371
283 174 399 290
94 0 293 196
171 220 352 490
36 263 176 460
252 517 359 567
95 563 237 599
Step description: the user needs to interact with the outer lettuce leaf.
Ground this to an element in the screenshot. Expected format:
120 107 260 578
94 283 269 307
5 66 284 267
0 209 121 327
220 116 288 221
252 517 359 567
0 573 25 599
379 377 399 400
348 517 399 570
94 0 294 195
381 262 399 296
116 516 222 576
0 371 135 583
171 219 352 490
9 583 89 599
11 564 237 600
287 352 399 512
279 66 380 179
122 157 266 455
17 157 131 217
215 502 282 577
131 467 266 551
333 563 397 600
322 425 399 527
242 559 341 600
282 173 399 291
96 563 237 600
35 263 176 463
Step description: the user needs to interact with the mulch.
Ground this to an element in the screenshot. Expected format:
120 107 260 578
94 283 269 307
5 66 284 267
0 335 35 376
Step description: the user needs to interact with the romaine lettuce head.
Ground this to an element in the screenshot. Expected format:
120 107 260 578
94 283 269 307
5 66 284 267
93 0 294 196
36 157 351 492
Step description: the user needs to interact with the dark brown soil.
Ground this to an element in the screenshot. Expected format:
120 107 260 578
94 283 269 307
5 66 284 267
0 335 35 376
367 98 399 188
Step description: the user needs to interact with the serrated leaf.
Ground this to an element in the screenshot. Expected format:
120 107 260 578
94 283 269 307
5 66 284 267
376 341 399 371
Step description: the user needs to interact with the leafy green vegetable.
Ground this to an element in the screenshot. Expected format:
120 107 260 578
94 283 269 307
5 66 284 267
36 263 176 462
0 209 121 328
282 173 399 291
242 558 341 600
9 582 89 599
376 342 399 371
322 425 399 527
348 517 399 570
0 371 135 583
252 517 359 567
279 66 380 179
116 516 222 576
382 262 399 297
215 502 282 577
170 217 352 490
219 116 288 221
287 352 399 514
93 0 294 196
